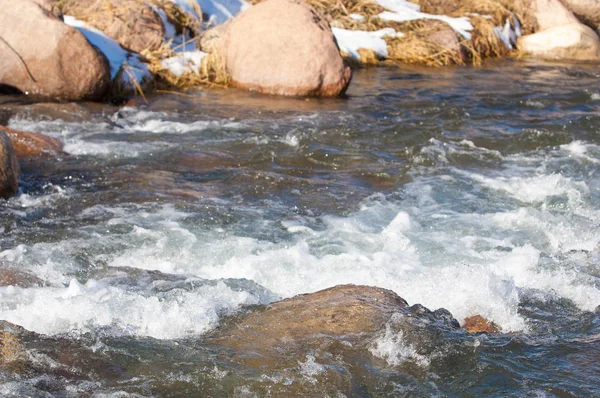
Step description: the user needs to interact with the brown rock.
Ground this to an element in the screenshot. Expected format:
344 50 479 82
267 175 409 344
518 23 600 60
463 315 500 333
562 0 600 29
58 0 166 53
210 285 408 363
0 126 63 158
0 268 44 288
427 27 461 53
222 0 352 97
199 21 231 54
518 0 600 60
32 0 63 20
0 131 19 200
0 0 111 101
531 0 580 31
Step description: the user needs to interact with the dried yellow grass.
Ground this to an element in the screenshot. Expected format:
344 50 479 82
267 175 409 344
147 0 202 37
385 20 466 67
142 41 230 90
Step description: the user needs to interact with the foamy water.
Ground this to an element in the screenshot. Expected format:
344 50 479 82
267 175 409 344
1 63 600 395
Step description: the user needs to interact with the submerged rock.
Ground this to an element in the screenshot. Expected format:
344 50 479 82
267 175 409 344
57 0 166 53
209 285 460 368
0 126 63 158
0 0 111 101
0 131 19 199
462 315 500 333
518 0 600 60
222 0 352 97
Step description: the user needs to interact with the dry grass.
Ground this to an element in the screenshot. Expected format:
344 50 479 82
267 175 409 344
142 41 229 91
385 20 466 66
147 0 202 36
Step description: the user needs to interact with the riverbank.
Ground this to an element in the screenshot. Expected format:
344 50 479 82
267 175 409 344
2 0 600 103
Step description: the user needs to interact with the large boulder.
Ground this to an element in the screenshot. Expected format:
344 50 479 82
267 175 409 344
562 0 600 29
518 0 600 60
57 0 165 53
209 284 460 369
0 126 63 158
0 131 19 199
221 0 352 97
0 0 111 101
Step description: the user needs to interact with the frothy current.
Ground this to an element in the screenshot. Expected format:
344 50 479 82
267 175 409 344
1 60 599 395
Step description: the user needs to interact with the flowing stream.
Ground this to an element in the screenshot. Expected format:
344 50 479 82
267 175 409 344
1 59 600 396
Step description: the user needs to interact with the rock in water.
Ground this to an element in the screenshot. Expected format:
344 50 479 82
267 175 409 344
0 131 19 199
57 0 165 53
518 0 600 60
0 126 63 158
0 0 111 101
462 315 500 333
222 0 352 97
209 284 461 369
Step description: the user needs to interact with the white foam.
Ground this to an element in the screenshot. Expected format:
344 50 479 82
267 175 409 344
464 172 588 205
370 315 430 367
299 355 326 383
0 279 260 339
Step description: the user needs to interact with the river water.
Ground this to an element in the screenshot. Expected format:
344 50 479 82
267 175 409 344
0 60 599 396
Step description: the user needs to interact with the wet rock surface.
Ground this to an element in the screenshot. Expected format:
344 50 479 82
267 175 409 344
222 0 352 97
0 126 63 158
463 315 501 333
0 131 19 199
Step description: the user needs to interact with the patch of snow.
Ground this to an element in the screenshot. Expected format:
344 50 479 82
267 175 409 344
333 28 403 59
160 51 208 77
64 15 150 84
375 0 473 39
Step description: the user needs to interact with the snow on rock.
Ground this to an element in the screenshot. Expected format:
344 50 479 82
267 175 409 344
375 0 473 39
64 15 151 84
160 50 208 76
332 28 403 59
166 0 250 25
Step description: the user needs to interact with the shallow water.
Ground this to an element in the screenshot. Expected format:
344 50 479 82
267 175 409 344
1 59 600 396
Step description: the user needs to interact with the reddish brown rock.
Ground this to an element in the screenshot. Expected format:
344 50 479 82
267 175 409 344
463 315 500 333
58 0 166 53
0 126 63 158
222 0 352 97
0 0 111 101
0 268 44 288
0 131 19 199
